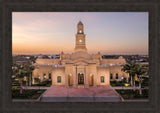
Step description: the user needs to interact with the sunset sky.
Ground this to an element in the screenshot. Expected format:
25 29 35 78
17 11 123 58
12 12 148 55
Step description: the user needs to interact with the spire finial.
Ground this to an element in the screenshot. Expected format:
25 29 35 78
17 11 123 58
78 20 83 25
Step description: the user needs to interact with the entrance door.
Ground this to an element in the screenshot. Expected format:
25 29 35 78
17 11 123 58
68 75 72 86
78 73 84 84
90 75 94 86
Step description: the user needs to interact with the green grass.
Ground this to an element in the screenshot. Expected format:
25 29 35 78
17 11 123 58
12 89 46 99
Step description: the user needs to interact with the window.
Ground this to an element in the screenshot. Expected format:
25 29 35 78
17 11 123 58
49 73 51 79
57 76 61 83
116 73 118 79
43 73 46 79
101 76 104 83
110 73 113 79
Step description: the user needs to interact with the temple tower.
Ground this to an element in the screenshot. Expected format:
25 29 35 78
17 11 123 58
74 21 87 52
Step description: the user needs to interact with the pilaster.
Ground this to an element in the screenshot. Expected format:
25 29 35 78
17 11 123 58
73 66 77 88
65 74 69 88
84 66 89 88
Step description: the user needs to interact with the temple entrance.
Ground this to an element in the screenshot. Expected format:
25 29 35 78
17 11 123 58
78 73 84 84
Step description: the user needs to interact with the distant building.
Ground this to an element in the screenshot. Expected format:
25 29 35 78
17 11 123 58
32 21 129 87
13 56 29 64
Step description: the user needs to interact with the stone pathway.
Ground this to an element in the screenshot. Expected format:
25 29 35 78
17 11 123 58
40 85 123 102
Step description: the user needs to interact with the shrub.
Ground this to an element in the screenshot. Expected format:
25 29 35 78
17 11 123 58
33 79 52 86
110 80 126 86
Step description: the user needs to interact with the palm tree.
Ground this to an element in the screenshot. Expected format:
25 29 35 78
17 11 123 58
136 64 148 95
19 71 25 94
25 71 30 86
121 61 138 88
17 65 26 94
22 63 35 86
28 65 35 86
22 64 28 86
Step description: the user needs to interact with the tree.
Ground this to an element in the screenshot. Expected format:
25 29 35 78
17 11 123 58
29 56 37 63
28 65 35 86
121 61 138 88
23 64 35 86
17 65 26 94
22 64 29 86
136 64 148 95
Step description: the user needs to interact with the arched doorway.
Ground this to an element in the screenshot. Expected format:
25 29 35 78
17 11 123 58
68 74 72 86
89 74 94 86
78 73 84 84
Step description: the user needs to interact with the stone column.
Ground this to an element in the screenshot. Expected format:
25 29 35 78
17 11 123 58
65 66 69 87
84 66 89 88
91 66 97 87
51 72 54 86
113 73 115 81
73 66 77 88
65 74 68 87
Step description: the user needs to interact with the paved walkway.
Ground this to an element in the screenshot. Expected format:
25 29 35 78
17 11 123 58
40 85 123 102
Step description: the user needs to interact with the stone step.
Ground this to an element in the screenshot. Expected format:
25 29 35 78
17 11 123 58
40 86 123 102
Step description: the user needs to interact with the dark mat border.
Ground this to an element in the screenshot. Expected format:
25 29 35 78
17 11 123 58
0 0 159 113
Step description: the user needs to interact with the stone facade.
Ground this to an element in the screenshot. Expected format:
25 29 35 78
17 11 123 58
32 21 129 87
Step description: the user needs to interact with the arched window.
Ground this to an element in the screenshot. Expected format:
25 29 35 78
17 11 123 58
57 76 61 83
43 73 46 79
110 73 113 79
116 73 118 79
101 76 104 83
49 73 51 79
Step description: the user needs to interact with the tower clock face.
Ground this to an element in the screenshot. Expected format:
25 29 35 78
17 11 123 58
79 39 82 43
79 30 82 33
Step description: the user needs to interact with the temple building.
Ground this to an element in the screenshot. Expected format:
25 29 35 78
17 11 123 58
32 21 129 88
